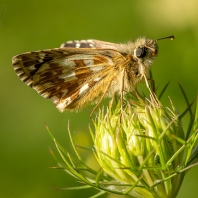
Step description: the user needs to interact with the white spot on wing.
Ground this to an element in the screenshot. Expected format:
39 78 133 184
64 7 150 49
29 65 37 71
41 92 50 98
59 71 76 79
50 96 59 103
89 44 94 48
83 59 94 66
56 98 72 112
58 69 78 83
57 59 76 68
79 83 89 95
89 65 103 72
76 43 81 48
94 77 102 82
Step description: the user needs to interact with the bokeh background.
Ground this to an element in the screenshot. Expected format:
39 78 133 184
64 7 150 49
1 0 198 197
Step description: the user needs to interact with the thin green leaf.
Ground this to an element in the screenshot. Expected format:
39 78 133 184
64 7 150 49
158 80 171 100
54 185 92 191
67 120 82 161
177 81 193 117
179 100 194 120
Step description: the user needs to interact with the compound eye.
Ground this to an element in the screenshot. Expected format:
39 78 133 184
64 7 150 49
135 47 147 58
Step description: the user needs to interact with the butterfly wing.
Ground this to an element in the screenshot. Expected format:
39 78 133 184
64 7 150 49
12 48 125 111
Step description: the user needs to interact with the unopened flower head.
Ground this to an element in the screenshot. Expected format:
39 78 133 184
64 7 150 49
94 94 185 198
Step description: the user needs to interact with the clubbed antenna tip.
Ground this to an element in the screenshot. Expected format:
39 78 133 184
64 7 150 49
156 35 174 41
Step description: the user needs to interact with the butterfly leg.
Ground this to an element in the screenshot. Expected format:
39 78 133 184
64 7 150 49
90 77 114 118
144 75 158 105
119 68 127 122
147 78 156 93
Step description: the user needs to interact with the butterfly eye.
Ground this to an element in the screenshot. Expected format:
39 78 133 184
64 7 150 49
135 47 147 58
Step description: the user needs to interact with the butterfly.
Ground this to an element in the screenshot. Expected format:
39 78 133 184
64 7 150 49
12 36 174 113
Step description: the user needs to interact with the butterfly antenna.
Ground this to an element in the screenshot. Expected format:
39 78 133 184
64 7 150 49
156 35 174 41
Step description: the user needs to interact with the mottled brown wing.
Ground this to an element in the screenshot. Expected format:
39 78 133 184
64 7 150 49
12 48 125 111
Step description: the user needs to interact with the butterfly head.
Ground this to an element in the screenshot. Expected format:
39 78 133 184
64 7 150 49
133 35 174 65
133 38 158 62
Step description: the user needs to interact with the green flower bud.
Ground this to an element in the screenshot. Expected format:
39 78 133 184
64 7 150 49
94 94 185 198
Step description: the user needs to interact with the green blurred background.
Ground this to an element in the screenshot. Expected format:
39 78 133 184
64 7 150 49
1 0 198 197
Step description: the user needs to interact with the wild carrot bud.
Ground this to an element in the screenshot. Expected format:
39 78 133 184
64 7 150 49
94 94 186 198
